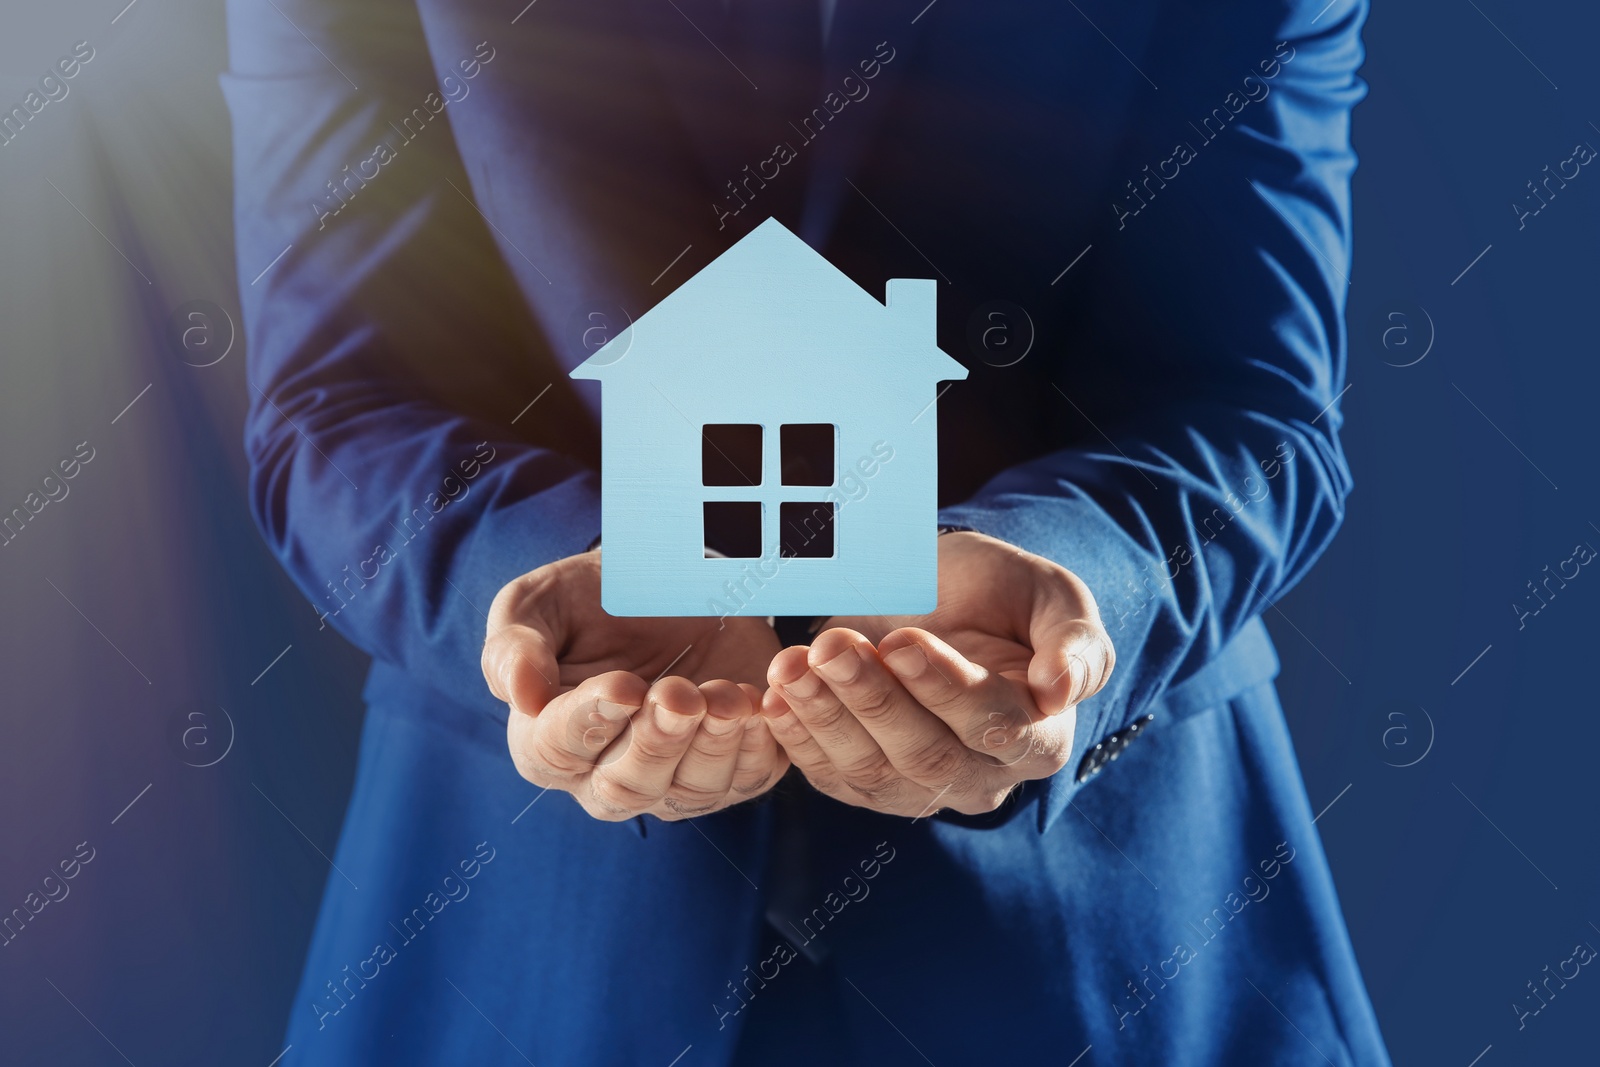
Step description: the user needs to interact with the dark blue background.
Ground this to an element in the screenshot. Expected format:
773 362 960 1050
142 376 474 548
0 1 1594 1062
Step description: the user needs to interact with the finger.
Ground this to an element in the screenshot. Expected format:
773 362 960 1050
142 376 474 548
483 623 561 716
730 715 788 798
772 640 904 803
760 686 843 796
1026 593 1115 715
484 570 566 711
665 680 754 815
588 677 706 817
506 707 543 787
526 670 647 780
807 628 976 798
877 627 1053 771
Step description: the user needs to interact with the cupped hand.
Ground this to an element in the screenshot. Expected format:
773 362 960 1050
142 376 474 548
482 551 789 821
760 531 1114 818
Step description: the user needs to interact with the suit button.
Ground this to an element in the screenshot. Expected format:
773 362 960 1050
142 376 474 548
1075 743 1105 783
1074 715 1156 782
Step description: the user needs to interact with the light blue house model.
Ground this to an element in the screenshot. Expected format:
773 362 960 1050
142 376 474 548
571 217 967 618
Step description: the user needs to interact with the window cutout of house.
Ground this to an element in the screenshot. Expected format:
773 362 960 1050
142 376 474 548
702 424 762 486
780 423 834 486
704 501 763 558
780 501 835 558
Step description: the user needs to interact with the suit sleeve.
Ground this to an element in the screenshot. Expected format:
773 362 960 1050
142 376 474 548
223 0 600 705
937 0 1369 827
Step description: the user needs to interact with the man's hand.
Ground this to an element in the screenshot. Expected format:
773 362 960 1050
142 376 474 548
482 551 789 821
760 532 1114 818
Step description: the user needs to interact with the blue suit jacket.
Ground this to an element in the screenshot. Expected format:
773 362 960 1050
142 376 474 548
224 0 1390 1062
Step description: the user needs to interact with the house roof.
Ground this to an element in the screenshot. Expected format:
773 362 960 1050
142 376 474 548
570 217 968 383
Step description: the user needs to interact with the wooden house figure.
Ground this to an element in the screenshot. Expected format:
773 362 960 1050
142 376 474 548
571 217 967 618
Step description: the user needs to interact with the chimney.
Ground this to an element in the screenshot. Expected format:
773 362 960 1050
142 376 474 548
885 278 936 349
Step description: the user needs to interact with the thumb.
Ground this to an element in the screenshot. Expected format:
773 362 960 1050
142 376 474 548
1026 597 1115 716
483 623 560 716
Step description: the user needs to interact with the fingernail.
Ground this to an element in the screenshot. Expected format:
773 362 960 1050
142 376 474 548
498 659 516 700
814 645 862 684
596 700 637 723
702 693 746 733
707 694 745 719
701 711 743 737
1066 651 1090 705
782 671 824 699
653 697 699 735
883 645 927 680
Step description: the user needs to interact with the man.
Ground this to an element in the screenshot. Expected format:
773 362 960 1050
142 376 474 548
226 0 1389 1062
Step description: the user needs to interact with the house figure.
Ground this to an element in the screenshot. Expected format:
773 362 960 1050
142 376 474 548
571 217 967 618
